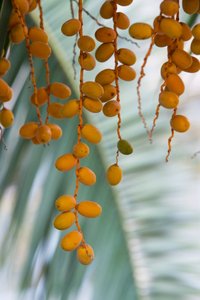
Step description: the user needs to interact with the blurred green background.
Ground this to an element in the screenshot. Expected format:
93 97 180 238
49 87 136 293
0 0 200 299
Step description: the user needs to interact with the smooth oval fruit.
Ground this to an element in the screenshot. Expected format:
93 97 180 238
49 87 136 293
83 97 103 113
101 84 117 102
100 1 114 19
191 38 200 55
30 42 51 59
180 22 192 41
61 231 82 251
106 164 122 185
10 23 27 44
0 78 13 102
77 35 95 52
192 24 200 40
154 33 173 47
29 27 48 43
81 81 104 100
117 48 136 65
47 123 62 140
103 100 120 117
160 0 179 16
117 65 136 81
0 58 11 76
76 201 102 218
73 142 90 158
79 53 96 71
77 167 96 185
182 0 199 14
95 69 115 85
19 122 38 139
54 212 75 230
184 56 200 73
48 102 64 119
55 195 76 211
129 23 153 40
171 49 193 70
159 91 179 109
55 153 77 172
77 244 94 265
0 108 14 128
81 124 102 144
95 27 116 43
31 87 48 106
165 74 185 95
117 139 133 155
62 99 79 118
161 62 177 79
61 19 81 36
170 115 190 132
116 12 130 30
50 82 71 99
160 18 182 39
15 0 29 14
95 43 114 62
35 125 52 144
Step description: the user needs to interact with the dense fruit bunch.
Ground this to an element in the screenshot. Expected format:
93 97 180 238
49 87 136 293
129 0 200 161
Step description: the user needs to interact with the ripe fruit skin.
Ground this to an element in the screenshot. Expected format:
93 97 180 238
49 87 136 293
182 0 199 14
95 43 114 62
117 0 133 6
81 81 104 100
159 91 179 109
101 85 117 102
83 97 103 113
62 99 79 118
0 108 14 128
73 142 90 159
76 201 102 218
79 53 96 71
50 82 71 99
61 231 83 251
154 34 172 48
116 12 130 30
30 42 51 59
95 69 115 85
55 195 76 211
100 1 114 19
184 57 200 73
192 24 200 40
48 102 64 119
170 115 190 132
77 244 94 265
103 100 121 117
53 212 75 230
47 124 62 140
0 79 13 102
55 153 77 172
15 0 29 14
117 139 133 155
77 35 95 52
171 49 193 70
77 167 96 185
160 0 179 16
29 27 48 43
160 18 182 39
95 27 116 43
191 39 200 55
61 19 81 36
117 48 136 66
117 65 136 81
129 23 153 40
35 125 52 144
81 124 102 144
31 87 48 106
106 164 122 185
19 122 38 139
165 74 185 95
161 62 177 79
0 58 11 76
10 24 27 44
180 22 192 41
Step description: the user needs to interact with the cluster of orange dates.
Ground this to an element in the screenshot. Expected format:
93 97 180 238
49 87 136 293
129 0 200 160
0 0 199 265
